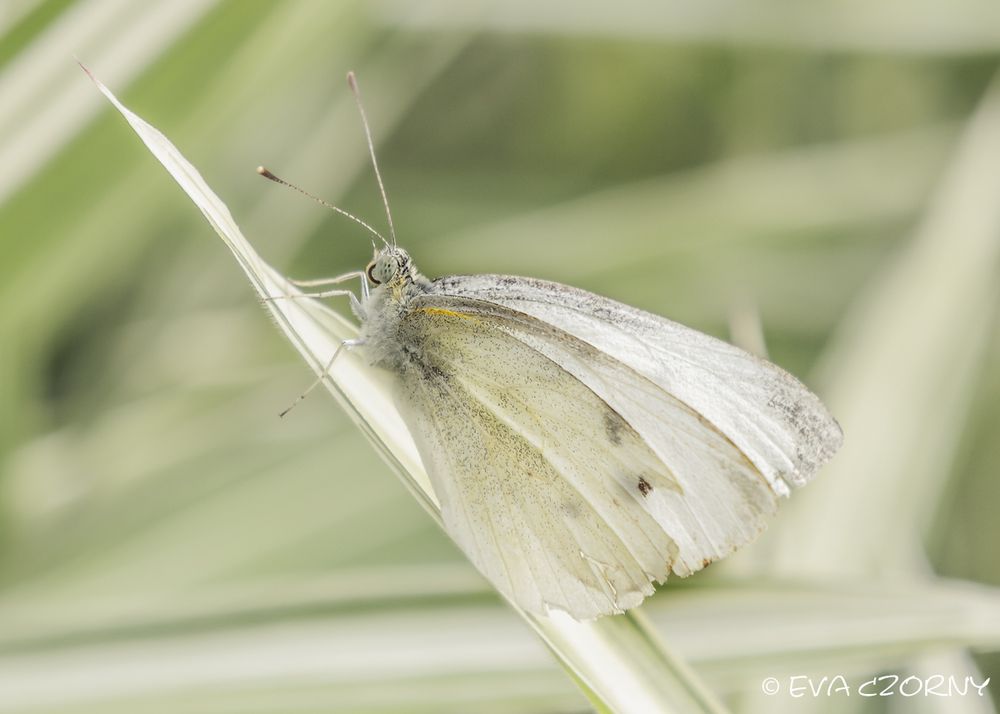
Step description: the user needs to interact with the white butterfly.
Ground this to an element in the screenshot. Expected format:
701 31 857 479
347 246 842 620
252 73 843 622
258 73 842 621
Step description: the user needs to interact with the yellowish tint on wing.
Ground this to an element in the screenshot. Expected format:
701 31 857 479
416 306 477 320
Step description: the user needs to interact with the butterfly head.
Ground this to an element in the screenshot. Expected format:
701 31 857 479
366 247 419 289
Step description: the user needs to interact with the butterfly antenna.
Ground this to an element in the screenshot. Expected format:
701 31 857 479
256 166 383 252
347 71 397 247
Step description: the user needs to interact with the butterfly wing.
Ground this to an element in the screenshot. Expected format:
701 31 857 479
393 293 790 619
426 275 843 498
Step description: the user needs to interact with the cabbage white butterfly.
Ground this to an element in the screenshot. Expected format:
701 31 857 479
269 74 843 621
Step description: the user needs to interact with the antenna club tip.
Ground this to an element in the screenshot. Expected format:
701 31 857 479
256 166 277 181
346 71 357 89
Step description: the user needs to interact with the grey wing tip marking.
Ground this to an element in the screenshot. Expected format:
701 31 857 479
774 391 845 491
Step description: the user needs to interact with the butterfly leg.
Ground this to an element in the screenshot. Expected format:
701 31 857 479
279 338 364 418
267 271 370 318
266 288 354 300
264 290 366 322
288 270 370 299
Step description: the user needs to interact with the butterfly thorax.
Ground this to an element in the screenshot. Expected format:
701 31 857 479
358 247 432 373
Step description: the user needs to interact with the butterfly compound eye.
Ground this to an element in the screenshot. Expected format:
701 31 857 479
369 255 401 285
366 261 381 285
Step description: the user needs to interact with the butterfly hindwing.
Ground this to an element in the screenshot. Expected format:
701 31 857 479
393 300 780 618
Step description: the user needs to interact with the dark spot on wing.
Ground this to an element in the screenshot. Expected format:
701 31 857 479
638 476 652 497
603 410 626 446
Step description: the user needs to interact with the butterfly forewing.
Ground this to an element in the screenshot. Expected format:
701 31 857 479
427 275 843 496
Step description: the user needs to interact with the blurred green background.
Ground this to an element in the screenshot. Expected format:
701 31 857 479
1 1 999 712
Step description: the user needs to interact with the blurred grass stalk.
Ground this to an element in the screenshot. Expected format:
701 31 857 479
783 68 1000 573
87 71 729 714
0 0 217 206
752 65 1000 714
